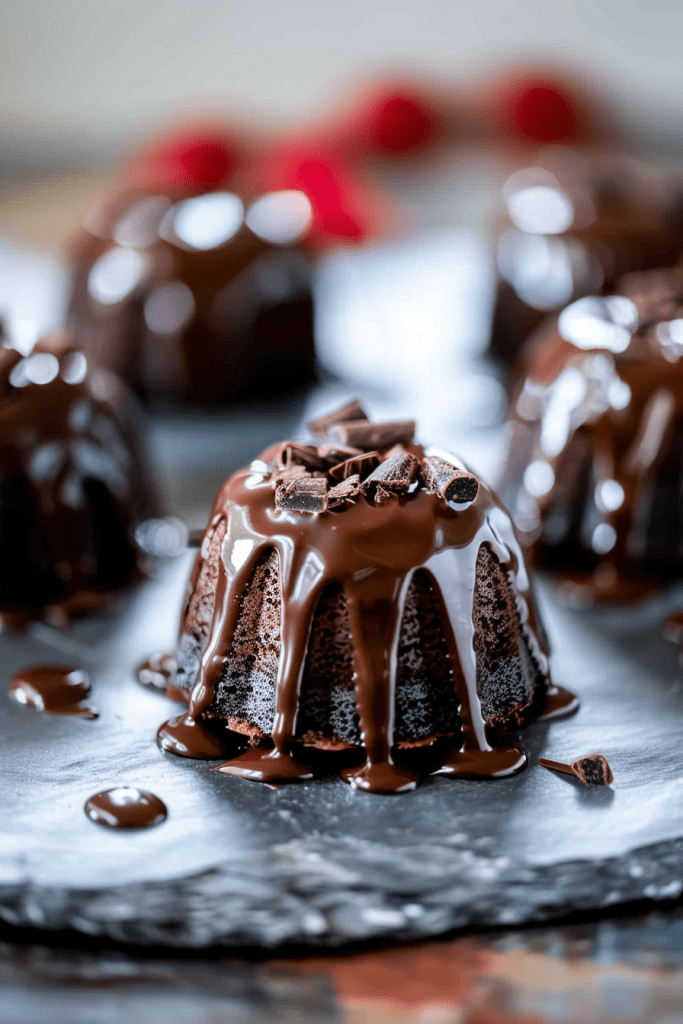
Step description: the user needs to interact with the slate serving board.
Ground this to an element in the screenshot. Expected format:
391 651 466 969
2 229 683 950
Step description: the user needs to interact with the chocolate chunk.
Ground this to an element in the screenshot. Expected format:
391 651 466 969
276 443 329 472
316 443 365 466
328 474 362 508
422 456 479 506
571 754 614 787
328 420 416 450
329 450 380 482
308 400 368 438
271 464 308 486
361 450 419 503
275 477 329 514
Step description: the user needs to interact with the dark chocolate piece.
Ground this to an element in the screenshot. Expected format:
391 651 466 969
361 450 418 503
316 443 365 466
328 474 362 507
329 450 380 482
279 443 330 472
275 477 329 513
327 420 416 450
539 754 613 786
308 400 368 437
422 456 479 506
271 465 308 486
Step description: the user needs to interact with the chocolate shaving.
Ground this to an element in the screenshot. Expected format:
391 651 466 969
327 420 416 451
308 400 368 438
316 443 365 466
571 754 614 787
277 443 329 472
275 477 329 514
539 753 614 787
328 474 362 508
271 464 308 486
422 456 479 506
329 450 380 482
361 450 419 503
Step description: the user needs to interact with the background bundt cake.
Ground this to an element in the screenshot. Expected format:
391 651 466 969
489 149 683 371
159 404 570 793
499 266 683 601
0 331 158 623
67 182 316 403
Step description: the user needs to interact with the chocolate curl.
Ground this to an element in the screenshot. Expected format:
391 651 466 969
539 753 613 786
328 420 415 450
328 450 380 482
275 477 329 514
328 474 362 508
422 456 479 507
308 400 368 437
278 443 330 472
361 450 419 503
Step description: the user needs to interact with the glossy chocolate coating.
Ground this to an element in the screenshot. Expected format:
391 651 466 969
67 186 316 403
0 332 158 621
489 149 683 369
158 429 569 793
499 266 683 601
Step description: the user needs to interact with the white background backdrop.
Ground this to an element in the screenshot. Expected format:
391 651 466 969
2 0 683 158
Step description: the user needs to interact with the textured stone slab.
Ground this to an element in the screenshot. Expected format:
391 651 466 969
1 551 683 949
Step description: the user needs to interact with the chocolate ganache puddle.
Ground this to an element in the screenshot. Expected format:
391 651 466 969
84 788 167 829
155 407 578 794
9 665 98 719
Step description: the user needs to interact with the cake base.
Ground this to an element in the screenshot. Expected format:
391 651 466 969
2 554 683 949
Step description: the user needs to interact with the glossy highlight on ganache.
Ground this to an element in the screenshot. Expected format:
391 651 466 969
158 405 575 792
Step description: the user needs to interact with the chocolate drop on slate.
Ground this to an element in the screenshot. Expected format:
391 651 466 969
84 787 167 828
9 665 98 719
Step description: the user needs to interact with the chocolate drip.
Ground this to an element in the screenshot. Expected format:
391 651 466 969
173 443 556 792
9 665 97 719
84 787 167 829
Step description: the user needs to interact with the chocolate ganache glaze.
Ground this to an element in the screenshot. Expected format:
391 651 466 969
0 331 158 623
489 148 683 371
68 184 316 403
158 404 574 793
499 266 683 602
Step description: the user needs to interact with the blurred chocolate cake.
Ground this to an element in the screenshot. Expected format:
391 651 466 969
67 183 316 403
499 266 683 601
489 149 683 370
157 403 572 793
0 331 158 623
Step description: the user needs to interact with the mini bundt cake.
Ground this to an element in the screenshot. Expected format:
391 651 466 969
156 403 574 793
0 331 158 623
489 148 683 371
499 266 683 602
67 183 316 403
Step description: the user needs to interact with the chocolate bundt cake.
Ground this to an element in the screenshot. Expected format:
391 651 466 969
156 403 574 793
0 331 158 623
499 266 683 602
489 149 683 370
67 184 316 402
